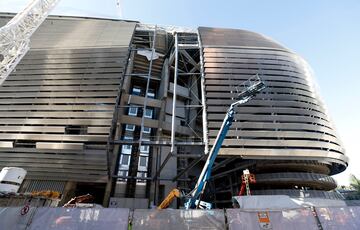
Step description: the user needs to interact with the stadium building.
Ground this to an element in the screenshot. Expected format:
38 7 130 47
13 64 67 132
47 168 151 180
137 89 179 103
0 14 348 208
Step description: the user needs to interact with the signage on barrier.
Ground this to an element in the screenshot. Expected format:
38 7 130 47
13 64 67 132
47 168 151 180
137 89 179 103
257 211 272 229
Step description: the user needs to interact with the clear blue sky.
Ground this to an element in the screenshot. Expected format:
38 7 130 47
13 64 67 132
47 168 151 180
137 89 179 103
2 0 359 185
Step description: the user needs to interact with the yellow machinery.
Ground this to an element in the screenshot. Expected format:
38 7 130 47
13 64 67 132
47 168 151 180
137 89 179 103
158 188 181 209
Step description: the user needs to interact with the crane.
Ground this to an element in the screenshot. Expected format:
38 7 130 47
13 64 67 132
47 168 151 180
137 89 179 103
0 0 60 85
183 75 266 209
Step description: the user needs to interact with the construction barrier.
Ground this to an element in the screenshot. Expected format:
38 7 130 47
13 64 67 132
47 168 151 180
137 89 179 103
315 206 360 230
1 206 360 229
132 209 226 230
0 207 37 230
0 207 130 230
227 208 319 230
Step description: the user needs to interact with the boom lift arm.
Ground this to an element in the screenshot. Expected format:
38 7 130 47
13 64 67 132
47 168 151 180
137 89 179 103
184 76 266 209
0 0 60 85
158 188 181 209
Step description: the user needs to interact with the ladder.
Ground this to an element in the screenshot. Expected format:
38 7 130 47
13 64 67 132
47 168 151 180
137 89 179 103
0 0 60 84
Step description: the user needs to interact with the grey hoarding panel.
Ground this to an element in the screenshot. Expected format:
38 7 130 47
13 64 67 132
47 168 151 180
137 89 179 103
132 209 225 230
232 195 301 210
316 206 360 230
227 208 318 230
0 207 37 230
28 208 129 230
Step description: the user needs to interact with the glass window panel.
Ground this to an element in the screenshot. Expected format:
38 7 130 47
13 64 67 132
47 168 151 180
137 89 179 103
125 124 135 131
128 106 138 116
147 89 155 98
140 145 149 153
132 87 141 95
143 127 151 133
120 154 130 166
144 108 153 118
139 156 148 167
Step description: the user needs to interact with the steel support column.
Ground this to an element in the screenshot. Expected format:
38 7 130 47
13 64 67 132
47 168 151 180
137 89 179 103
197 30 209 155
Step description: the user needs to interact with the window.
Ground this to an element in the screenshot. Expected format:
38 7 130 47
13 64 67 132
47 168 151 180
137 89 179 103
144 108 153 118
122 145 132 154
140 138 150 153
122 136 133 154
147 89 155 99
118 170 128 177
136 171 147 184
137 171 147 178
117 170 128 182
120 154 131 166
132 87 141 96
124 136 133 140
143 127 151 134
139 156 148 167
125 124 135 131
140 145 149 153
128 106 138 116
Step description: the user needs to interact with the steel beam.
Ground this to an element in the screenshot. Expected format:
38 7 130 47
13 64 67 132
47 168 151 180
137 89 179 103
172 154 207 181
170 33 179 154
211 161 256 179
197 30 209 155
113 139 204 146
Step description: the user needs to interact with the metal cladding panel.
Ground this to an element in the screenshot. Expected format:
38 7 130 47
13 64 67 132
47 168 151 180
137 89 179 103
38 18 134 49
0 15 136 49
198 27 347 172
199 27 286 49
0 15 135 182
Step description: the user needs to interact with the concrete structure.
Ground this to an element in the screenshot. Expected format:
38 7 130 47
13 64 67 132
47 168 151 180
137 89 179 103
0 14 348 208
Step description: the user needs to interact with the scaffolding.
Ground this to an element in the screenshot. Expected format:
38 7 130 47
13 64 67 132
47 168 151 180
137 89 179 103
153 31 207 181
109 26 208 203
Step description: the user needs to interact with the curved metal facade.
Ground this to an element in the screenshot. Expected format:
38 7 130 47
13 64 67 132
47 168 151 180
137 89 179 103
199 27 348 204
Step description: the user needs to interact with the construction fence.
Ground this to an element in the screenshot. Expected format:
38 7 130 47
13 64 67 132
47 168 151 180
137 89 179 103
1 206 360 229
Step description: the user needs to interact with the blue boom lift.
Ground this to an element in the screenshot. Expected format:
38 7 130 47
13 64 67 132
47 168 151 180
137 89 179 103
158 75 266 209
184 75 266 209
